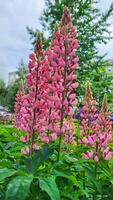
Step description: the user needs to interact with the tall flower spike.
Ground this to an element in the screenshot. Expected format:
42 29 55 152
14 8 79 155
46 7 79 159
96 94 113 161
20 32 46 153
79 82 97 146
84 81 92 100
101 94 107 114
82 94 113 162
80 82 98 161
12 80 25 129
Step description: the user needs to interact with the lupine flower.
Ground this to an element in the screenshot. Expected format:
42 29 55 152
18 33 49 152
81 90 113 162
63 122 75 145
45 7 78 156
13 8 79 155
32 7 79 146
18 32 60 150
78 82 98 145
96 95 113 161
12 80 25 129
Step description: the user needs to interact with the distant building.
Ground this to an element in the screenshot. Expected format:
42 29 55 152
8 72 18 85
108 59 113 65
107 59 113 72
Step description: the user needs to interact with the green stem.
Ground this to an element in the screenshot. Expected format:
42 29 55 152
94 162 97 177
31 58 39 155
83 170 85 190
57 133 62 161
57 102 64 161
93 162 98 200
57 33 67 161
82 170 86 200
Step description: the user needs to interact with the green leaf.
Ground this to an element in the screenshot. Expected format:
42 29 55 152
0 168 16 182
0 159 12 168
24 145 53 173
64 155 78 163
84 165 102 193
53 169 78 184
5 175 33 200
4 142 17 150
39 177 60 200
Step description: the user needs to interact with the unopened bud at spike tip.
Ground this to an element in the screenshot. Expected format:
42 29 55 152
61 6 72 26
101 94 108 113
84 81 92 100
19 79 24 95
35 32 42 57
53 22 59 32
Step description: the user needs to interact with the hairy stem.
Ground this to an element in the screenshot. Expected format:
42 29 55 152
31 59 39 154
82 170 86 200
57 34 67 161
83 170 85 190
93 162 98 200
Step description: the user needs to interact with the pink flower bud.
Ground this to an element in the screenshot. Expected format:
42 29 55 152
21 147 30 155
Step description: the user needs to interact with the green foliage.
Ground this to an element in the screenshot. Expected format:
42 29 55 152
0 125 113 200
0 80 6 95
23 145 53 174
0 80 6 106
39 177 60 200
0 126 25 162
5 82 20 112
0 168 16 182
5 175 33 200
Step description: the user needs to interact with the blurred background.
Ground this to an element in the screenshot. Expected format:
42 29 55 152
0 0 113 113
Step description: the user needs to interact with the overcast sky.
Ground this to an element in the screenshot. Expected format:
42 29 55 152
0 0 113 83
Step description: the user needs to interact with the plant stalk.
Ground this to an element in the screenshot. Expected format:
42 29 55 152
31 59 39 154
57 33 67 161
93 162 98 200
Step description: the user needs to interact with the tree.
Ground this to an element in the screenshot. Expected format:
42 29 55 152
5 82 19 112
0 80 6 106
16 59 27 82
27 0 113 105
5 60 27 112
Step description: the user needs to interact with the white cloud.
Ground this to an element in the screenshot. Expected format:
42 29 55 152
0 0 113 83
0 0 45 83
97 0 113 59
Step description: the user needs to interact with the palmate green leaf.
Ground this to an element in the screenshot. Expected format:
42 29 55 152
39 177 60 200
0 142 4 151
0 185 5 200
0 159 12 168
84 165 102 194
64 155 78 163
53 169 78 184
4 142 17 150
0 168 16 182
24 145 53 173
5 175 33 200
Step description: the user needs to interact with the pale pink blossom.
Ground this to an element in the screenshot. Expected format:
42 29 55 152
80 89 113 162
